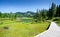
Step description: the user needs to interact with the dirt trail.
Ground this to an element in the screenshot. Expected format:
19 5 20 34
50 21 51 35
35 22 60 37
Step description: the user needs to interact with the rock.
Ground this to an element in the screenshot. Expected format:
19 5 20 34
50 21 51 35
3 27 8 30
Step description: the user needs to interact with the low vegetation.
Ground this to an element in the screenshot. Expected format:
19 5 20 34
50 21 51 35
0 19 49 37
0 2 60 37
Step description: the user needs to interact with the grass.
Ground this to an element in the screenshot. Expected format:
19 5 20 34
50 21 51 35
56 21 60 26
0 19 49 37
52 17 60 26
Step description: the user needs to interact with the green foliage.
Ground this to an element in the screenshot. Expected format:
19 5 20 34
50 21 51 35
0 19 49 37
0 2 60 37
51 2 56 17
33 9 40 22
56 5 60 17
33 9 48 22
33 2 60 22
0 2 60 23
48 2 56 19
0 12 2 18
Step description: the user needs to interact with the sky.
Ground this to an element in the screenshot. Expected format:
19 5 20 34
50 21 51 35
0 0 60 13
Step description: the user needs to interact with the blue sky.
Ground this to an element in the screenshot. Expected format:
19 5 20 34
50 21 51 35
0 0 60 13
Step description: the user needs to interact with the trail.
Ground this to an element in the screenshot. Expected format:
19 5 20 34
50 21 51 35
35 22 60 37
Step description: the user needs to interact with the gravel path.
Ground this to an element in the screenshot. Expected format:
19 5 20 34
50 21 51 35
35 22 60 37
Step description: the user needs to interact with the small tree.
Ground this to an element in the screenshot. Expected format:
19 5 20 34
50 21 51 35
33 9 39 22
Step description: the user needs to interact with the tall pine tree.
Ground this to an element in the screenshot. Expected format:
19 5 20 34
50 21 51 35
56 5 60 17
48 2 56 19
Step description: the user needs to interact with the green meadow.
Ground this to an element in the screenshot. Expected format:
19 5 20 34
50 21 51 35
0 18 49 37
0 2 60 37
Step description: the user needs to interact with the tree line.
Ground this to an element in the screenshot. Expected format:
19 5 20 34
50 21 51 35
0 11 35 19
0 2 60 22
33 2 60 22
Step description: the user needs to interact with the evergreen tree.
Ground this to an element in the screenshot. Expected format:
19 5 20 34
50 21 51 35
51 2 56 17
0 12 2 18
33 9 39 22
56 5 60 17
58 5 60 16
48 2 56 19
